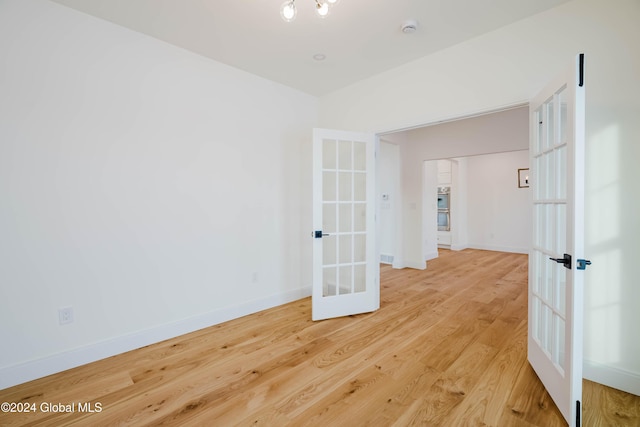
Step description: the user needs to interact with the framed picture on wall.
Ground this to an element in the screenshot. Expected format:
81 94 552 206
518 168 529 188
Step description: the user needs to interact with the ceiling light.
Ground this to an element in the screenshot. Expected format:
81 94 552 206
281 1 297 22
316 1 329 17
281 0 338 22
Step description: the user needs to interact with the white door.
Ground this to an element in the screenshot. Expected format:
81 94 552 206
312 128 379 321
528 54 589 427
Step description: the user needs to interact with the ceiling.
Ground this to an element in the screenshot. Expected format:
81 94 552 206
50 0 570 97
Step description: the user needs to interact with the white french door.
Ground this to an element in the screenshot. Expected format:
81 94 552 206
528 54 589 427
312 128 379 321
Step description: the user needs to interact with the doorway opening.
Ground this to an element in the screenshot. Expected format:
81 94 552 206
376 105 530 268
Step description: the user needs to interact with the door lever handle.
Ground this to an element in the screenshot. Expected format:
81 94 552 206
549 253 572 269
313 230 329 239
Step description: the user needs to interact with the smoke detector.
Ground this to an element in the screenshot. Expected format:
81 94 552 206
401 20 418 34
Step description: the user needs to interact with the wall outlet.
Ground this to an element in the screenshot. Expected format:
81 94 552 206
58 307 74 325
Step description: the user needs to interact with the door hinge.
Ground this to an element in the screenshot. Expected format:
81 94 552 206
576 400 581 426
579 53 584 87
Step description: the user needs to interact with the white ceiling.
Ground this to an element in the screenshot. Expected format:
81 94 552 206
50 0 570 97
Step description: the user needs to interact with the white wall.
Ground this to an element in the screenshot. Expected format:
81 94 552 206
0 0 316 389
422 161 439 261
319 0 640 395
466 151 531 253
451 158 469 251
378 140 400 262
378 132 411 269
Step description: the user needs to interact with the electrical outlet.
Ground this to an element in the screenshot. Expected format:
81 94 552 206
58 307 74 325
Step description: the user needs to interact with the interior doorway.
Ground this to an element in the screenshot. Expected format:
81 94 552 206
376 105 530 268
423 151 531 260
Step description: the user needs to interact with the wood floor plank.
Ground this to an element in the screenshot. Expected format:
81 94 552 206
502 362 566 426
447 319 529 426
583 379 640 426
1 249 639 426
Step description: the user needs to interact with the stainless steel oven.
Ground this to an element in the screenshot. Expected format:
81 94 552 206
437 190 449 210
437 187 450 231
438 211 450 231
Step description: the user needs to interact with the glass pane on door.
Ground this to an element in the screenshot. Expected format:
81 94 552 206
323 267 336 297
532 92 571 376
321 136 368 299
354 264 366 293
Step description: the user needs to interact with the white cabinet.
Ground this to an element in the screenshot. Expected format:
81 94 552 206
437 232 451 246
437 159 452 185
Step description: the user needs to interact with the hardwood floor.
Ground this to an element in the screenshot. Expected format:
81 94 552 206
1 249 639 426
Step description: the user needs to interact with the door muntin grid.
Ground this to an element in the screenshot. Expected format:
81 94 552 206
322 139 367 297
532 86 569 372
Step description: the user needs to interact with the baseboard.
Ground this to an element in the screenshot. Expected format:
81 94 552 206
400 260 426 270
391 257 404 269
0 286 312 391
467 243 528 254
423 250 438 261
450 244 469 251
583 359 640 396
391 258 426 270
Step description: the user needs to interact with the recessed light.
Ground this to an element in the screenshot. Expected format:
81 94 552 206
313 53 326 61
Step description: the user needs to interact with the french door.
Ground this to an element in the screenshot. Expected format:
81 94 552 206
312 128 379 321
528 54 589 426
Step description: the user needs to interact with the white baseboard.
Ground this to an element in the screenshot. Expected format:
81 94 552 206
395 260 426 270
391 257 404 269
0 286 312 391
583 359 640 396
423 250 438 261
391 258 426 270
467 243 528 254
450 244 469 251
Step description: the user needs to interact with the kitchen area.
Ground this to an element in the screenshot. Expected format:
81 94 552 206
437 159 453 248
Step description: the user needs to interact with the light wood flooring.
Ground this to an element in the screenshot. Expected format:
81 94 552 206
1 249 639 426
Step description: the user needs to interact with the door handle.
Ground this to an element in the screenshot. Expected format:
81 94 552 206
313 230 329 239
577 259 592 270
549 253 572 270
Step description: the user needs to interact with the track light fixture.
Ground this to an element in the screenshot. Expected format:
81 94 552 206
280 0 339 22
